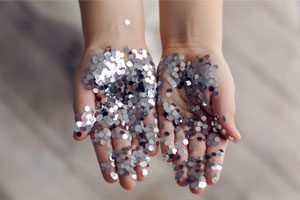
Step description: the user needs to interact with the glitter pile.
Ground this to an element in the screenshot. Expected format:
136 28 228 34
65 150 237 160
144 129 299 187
74 46 159 180
157 53 226 189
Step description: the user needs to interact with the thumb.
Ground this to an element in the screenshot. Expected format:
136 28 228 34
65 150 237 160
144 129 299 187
73 77 96 141
212 79 241 142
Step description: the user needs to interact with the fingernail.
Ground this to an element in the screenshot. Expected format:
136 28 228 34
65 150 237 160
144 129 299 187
76 132 82 137
233 125 242 139
237 130 242 139
228 136 234 141
228 136 238 143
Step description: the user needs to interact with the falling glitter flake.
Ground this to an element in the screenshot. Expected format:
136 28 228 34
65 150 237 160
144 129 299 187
124 19 131 26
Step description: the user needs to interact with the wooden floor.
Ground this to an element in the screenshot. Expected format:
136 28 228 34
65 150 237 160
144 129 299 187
0 1 300 200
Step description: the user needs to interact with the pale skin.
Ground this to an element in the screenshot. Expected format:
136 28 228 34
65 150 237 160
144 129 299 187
73 0 157 190
73 0 241 193
159 0 241 194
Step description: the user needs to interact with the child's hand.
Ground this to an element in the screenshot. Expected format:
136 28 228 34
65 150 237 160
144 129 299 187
157 48 241 194
73 45 158 190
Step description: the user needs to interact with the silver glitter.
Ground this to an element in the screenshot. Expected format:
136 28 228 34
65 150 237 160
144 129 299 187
110 172 119 180
198 177 207 188
142 168 148 176
157 53 230 189
183 139 189 145
211 164 223 171
148 145 155 151
75 46 158 178
132 172 137 180
221 129 227 135
201 116 207 121
221 115 226 123
84 105 90 112
140 161 147 168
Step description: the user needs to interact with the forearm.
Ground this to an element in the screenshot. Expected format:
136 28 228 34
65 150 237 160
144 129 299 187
159 0 223 52
79 0 146 50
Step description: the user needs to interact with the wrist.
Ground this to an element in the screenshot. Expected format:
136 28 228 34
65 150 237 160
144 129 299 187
76 39 150 78
161 45 223 59
161 35 223 55
84 37 147 53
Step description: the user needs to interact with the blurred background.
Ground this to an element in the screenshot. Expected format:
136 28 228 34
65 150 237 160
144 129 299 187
0 0 300 200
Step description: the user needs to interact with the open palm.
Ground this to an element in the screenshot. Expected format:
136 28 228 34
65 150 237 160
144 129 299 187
73 46 159 190
157 49 241 194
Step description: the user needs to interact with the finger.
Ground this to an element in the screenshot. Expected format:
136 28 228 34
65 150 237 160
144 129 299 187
187 128 207 194
205 132 228 185
130 109 156 181
91 126 118 183
212 81 241 141
142 108 159 156
135 165 148 182
158 119 176 162
73 79 96 141
131 131 149 182
111 127 136 190
173 128 189 186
